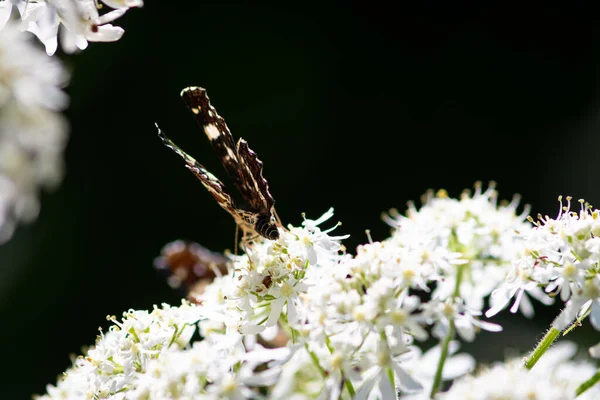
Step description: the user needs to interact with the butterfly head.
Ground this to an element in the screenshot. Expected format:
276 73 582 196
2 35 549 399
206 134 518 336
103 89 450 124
255 213 280 241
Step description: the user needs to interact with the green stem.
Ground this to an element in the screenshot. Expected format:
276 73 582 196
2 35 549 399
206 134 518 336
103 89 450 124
563 306 591 337
279 316 325 377
429 319 455 398
323 332 356 397
524 327 560 370
304 341 326 376
576 369 600 397
429 263 465 399
344 378 356 398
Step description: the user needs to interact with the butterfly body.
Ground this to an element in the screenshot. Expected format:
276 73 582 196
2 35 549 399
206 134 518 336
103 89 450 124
157 87 279 241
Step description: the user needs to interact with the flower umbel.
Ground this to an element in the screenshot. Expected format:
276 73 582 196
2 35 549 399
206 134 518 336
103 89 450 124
40 190 600 399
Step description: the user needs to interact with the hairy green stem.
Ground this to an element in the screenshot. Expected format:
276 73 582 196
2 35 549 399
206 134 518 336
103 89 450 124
524 327 560 370
576 369 600 397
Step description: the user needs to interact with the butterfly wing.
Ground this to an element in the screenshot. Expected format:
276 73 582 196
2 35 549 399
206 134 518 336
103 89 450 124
236 138 275 213
156 124 244 223
180 87 259 204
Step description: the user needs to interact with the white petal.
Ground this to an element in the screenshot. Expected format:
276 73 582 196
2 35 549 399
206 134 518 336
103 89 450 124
259 324 279 341
287 298 297 324
392 363 423 393
18 2 47 24
29 24 58 56
355 367 379 400
59 26 79 53
265 297 285 327
240 324 265 335
589 342 600 358
472 319 503 332
510 289 525 314
101 0 144 9
589 300 600 330
96 8 127 25
85 24 124 42
376 371 397 399
442 354 475 379
455 321 475 342
518 290 535 318
0 3 13 31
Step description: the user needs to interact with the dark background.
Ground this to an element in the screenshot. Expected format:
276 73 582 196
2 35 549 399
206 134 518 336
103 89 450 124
2 2 600 398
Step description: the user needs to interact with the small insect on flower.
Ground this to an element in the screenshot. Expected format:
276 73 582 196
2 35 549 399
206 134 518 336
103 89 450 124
155 87 281 242
154 240 231 302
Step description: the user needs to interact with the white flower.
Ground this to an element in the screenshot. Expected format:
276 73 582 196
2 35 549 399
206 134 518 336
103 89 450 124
401 342 475 399
220 210 347 333
487 196 600 329
384 182 531 312
0 25 68 242
439 342 600 400
40 301 204 399
355 339 423 399
420 298 501 343
125 338 288 400
7 0 143 55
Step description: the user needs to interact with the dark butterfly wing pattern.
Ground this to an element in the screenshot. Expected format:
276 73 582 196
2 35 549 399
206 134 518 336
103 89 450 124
179 88 247 197
157 86 280 241
236 138 275 213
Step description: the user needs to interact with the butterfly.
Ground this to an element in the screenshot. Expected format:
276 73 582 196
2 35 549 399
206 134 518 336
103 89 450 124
156 87 280 241
154 240 230 303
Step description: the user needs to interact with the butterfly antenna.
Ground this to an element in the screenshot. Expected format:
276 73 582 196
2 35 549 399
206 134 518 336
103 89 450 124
155 123 199 166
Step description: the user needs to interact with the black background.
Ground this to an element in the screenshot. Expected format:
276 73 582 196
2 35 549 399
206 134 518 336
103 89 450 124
2 2 600 398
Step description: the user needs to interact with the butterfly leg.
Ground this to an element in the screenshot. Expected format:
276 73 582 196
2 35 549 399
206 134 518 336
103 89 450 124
234 225 240 256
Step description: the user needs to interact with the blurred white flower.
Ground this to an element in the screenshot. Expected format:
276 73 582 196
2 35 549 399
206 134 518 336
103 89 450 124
2 0 142 55
589 342 600 358
401 342 475 399
0 24 68 243
439 342 600 400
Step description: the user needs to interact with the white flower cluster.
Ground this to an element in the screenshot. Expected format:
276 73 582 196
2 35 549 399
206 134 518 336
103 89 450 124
440 342 600 400
38 302 204 399
44 186 600 399
0 23 68 242
0 0 143 55
127 337 289 399
486 196 600 331
384 182 532 315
